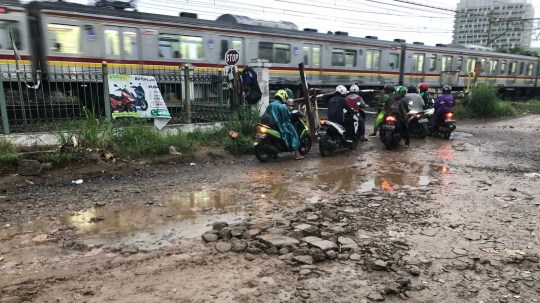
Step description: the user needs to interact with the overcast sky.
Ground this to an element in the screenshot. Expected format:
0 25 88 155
29 0 540 47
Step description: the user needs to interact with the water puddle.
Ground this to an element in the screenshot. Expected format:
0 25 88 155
300 169 356 193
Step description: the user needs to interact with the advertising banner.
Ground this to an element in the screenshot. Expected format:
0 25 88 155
107 74 171 129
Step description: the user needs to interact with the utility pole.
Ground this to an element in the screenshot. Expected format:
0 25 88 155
487 11 494 47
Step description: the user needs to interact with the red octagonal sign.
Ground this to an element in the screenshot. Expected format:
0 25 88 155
225 49 240 66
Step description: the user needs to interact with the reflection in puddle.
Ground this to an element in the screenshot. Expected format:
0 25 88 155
59 189 243 239
300 169 356 193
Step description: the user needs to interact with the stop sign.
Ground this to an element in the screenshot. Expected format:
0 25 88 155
225 49 240 66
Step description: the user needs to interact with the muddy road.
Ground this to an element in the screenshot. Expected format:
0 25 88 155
1 115 540 303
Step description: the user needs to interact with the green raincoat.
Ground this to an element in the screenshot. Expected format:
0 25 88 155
265 100 300 152
374 93 392 132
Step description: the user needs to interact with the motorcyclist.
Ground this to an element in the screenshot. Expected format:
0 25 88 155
277 81 295 109
429 85 455 135
265 90 304 160
369 84 395 137
418 82 430 109
404 85 425 113
384 86 411 148
346 84 369 142
327 85 355 143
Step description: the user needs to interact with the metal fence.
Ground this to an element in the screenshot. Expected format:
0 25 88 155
0 63 240 134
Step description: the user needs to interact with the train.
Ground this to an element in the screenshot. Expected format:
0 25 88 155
1 0 539 102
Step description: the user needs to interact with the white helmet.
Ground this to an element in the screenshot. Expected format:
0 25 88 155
349 85 359 93
335 85 348 95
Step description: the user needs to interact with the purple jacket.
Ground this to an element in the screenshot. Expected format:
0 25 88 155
434 94 455 112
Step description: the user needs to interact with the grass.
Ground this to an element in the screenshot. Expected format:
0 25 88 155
503 99 540 115
455 84 517 119
0 138 20 173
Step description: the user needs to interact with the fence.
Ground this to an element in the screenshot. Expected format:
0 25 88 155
0 63 240 134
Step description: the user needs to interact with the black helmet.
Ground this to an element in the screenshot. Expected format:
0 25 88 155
442 85 452 94
383 84 395 94
407 85 418 93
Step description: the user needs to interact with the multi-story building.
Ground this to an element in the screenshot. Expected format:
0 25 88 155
453 0 535 49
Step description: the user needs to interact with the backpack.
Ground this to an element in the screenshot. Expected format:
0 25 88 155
241 67 262 105
327 96 340 121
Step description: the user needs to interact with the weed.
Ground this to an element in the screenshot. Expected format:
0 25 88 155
493 102 517 117
468 84 499 117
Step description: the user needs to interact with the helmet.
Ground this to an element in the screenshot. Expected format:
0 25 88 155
395 86 407 95
407 85 418 93
285 88 294 100
335 85 348 95
442 85 452 94
418 82 429 92
275 89 288 103
383 84 395 94
349 85 360 93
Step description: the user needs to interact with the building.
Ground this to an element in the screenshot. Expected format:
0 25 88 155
453 0 535 49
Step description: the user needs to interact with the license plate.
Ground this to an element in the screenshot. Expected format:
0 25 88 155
317 131 326 136
418 118 428 123
445 119 455 123
383 125 395 130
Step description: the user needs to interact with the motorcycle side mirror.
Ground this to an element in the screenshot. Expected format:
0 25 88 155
429 99 435 104
357 102 361 106
113 84 118 87
130 82 132 84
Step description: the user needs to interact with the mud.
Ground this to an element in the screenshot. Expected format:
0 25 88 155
1 115 540 303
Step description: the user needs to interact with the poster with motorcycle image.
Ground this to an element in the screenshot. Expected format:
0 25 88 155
107 74 171 129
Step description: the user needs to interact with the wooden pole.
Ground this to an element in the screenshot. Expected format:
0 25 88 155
299 63 315 137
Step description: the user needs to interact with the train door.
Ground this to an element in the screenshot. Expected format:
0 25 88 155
411 53 425 83
219 36 244 65
508 61 517 85
302 43 321 83
365 49 381 83
103 26 140 73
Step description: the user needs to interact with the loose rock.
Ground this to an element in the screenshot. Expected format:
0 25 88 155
215 242 232 253
18 160 42 176
202 233 219 243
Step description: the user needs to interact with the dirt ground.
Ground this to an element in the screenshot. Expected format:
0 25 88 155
1 114 540 303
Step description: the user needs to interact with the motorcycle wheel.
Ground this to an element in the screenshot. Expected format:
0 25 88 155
299 136 312 155
349 136 359 150
140 101 148 111
254 139 273 162
127 105 137 112
418 124 428 139
384 136 393 150
319 135 335 157
443 132 451 139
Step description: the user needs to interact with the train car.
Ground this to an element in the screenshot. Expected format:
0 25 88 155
0 0 32 80
2 0 539 100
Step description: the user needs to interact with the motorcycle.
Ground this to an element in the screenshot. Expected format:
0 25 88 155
253 110 312 162
407 110 429 139
129 82 149 111
317 106 361 157
110 84 136 113
379 113 403 150
424 108 456 139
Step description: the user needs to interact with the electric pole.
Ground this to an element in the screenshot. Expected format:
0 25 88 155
487 11 494 47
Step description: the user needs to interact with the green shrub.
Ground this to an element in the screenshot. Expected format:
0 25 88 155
453 104 475 119
493 102 517 117
468 84 499 117
224 136 253 155
225 107 259 137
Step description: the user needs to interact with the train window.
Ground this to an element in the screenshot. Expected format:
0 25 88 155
220 40 228 60
429 55 437 72
527 63 534 76
466 58 476 72
48 24 80 54
313 47 320 67
105 30 120 55
509 62 516 74
457 56 463 71
490 60 498 75
303 46 310 65
412 54 424 72
0 21 22 50
123 31 137 56
232 39 242 57
333 48 357 67
519 62 525 75
258 42 290 64
501 60 506 74
388 54 399 70
159 34 204 60
441 56 453 72
480 59 486 73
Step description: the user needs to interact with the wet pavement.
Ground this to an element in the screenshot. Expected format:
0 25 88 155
1 115 540 303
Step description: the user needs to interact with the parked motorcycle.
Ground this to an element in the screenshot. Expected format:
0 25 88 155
379 113 403 150
408 110 429 139
253 110 311 162
317 106 360 157
424 108 456 139
129 82 149 111
110 84 136 113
